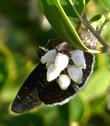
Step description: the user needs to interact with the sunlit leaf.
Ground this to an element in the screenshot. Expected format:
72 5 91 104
82 68 110 99
63 0 85 17
39 0 89 50
97 0 110 11
39 0 102 53
69 96 84 121
90 14 103 23
0 44 16 90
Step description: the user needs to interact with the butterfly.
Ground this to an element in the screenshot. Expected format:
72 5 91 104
11 42 94 113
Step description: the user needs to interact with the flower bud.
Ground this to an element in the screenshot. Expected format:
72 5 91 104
47 64 60 82
41 49 57 65
58 74 71 90
67 65 83 84
55 52 69 71
71 50 86 69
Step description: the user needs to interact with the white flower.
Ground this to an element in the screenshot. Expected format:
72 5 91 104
47 64 60 82
67 65 83 84
41 45 86 89
58 74 71 90
41 49 57 67
55 52 69 71
70 50 86 69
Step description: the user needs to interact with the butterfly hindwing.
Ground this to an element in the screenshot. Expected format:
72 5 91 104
38 79 76 105
11 51 94 113
38 52 94 104
78 52 94 88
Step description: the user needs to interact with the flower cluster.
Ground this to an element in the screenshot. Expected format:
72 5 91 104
40 42 86 91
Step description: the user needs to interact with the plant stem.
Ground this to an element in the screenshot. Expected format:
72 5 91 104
82 12 110 52
68 1 110 52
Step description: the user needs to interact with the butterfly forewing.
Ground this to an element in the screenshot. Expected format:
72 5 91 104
11 64 45 113
11 64 76 113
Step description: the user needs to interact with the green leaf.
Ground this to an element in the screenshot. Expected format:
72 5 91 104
5 114 44 126
82 68 110 99
69 96 84 121
0 44 16 90
63 0 85 18
58 104 70 126
40 0 88 49
85 0 90 4
89 14 103 23
97 0 110 11
39 0 102 53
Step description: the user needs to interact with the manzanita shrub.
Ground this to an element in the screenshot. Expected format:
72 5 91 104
1 0 110 126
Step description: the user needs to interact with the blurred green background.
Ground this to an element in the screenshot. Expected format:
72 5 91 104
0 0 110 126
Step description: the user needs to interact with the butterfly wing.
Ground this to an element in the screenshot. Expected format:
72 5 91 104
11 64 45 113
11 52 94 113
78 52 94 88
38 52 94 104
38 79 76 105
11 63 76 113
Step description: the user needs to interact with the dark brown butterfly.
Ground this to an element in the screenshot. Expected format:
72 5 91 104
11 44 94 113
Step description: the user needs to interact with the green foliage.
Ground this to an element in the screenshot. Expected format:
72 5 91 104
40 0 88 51
0 0 110 126
89 14 103 23
39 0 105 53
97 0 110 11
83 68 110 99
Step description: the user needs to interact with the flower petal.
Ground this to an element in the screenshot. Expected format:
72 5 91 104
70 50 86 69
67 65 83 84
47 64 60 82
41 49 57 65
55 52 69 71
58 74 71 90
